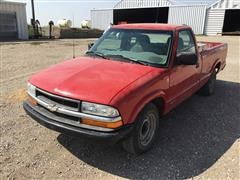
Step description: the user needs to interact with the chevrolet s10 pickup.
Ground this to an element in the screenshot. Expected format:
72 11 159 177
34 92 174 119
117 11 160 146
24 24 227 154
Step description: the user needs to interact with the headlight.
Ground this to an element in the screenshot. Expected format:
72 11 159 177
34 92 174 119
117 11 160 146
27 83 36 97
81 102 119 118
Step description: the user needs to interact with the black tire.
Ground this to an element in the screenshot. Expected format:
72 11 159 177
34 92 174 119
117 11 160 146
199 70 217 96
121 103 159 154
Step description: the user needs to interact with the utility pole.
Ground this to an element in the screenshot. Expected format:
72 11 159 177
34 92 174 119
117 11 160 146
31 0 36 37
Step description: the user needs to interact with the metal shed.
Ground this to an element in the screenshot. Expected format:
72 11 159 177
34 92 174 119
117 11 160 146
113 0 207 34
91 9 113 30
114 0 172 9
204 0 240 35
91 0 174 30
91 0 240 35
113 1 170 25
168 5 207 34
0 1 28 40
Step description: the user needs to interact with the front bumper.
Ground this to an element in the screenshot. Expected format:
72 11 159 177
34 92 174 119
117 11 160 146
23 102 133 143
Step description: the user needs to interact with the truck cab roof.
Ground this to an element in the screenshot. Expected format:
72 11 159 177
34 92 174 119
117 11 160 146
112 23 190 31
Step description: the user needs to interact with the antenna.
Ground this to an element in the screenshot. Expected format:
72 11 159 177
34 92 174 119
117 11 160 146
72 13 75 59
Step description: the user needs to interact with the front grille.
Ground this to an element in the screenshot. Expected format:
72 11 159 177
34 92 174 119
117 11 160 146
35 105 82 127
36 88 80 112
39 104 80 122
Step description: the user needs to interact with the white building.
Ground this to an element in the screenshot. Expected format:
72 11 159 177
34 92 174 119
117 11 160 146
91 0 240 35
0 0 28 40
204 0 240 35
91 9 113 31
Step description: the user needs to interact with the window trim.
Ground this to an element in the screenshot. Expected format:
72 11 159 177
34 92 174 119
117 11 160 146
177 29 197 55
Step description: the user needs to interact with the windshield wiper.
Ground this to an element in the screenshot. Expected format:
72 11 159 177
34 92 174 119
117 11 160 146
86 51 109 60
86 52 149 66
106 54 149 66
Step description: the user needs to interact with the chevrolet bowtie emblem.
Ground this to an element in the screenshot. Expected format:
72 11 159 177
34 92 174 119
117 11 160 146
47 104 58 112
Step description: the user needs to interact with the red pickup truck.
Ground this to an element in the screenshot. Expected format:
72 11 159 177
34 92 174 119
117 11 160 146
24 24 227 154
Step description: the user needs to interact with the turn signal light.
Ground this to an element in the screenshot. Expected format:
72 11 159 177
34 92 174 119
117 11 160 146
81 119 123 129
27 95 37 106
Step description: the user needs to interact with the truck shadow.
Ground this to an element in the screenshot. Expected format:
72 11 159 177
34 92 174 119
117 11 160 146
57 80 240 179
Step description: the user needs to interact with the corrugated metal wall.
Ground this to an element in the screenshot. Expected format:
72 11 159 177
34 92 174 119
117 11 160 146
91 9 113 30
0 2 28 40
114 0 172 9
204 9 226 35
210 0 240 9
168 5 207 34
91 0 236 35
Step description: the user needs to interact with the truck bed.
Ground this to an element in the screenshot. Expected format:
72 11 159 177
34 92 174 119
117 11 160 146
198 41 227 79
197 41 226 53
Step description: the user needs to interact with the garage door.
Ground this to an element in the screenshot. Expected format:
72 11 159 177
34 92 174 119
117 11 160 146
113 7 169 25
0 12 18 39
222 9 240 34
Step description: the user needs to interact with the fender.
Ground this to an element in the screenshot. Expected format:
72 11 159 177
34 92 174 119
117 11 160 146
127 89 167 124
210 43 228 73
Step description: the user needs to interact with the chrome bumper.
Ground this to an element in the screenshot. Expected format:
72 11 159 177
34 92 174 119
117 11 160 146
23 102 133 142
27 89 122 132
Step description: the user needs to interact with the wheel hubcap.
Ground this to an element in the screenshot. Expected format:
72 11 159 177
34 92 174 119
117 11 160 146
139 113 157 146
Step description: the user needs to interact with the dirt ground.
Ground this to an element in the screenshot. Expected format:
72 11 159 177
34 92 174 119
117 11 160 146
0 36 239 180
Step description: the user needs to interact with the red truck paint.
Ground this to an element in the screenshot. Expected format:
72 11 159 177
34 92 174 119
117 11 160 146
29 24 228 125
30 57 154 105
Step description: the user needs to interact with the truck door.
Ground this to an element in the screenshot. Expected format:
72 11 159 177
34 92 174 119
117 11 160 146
168 29 201 107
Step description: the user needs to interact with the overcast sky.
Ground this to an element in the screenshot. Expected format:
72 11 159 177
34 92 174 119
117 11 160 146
6 0 216 26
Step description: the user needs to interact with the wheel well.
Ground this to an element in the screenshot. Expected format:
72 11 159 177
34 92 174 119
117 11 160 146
215 62 221 73
150 98 165 116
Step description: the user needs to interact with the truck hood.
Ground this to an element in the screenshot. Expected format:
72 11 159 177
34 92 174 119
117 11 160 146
30 56 154 104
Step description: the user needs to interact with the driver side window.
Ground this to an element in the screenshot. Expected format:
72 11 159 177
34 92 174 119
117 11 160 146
177 30 196 54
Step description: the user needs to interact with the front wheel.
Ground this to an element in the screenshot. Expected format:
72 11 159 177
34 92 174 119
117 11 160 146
121 103 159 154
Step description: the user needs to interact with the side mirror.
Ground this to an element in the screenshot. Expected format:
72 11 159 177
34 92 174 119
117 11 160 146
88 43 94 50
176 52 198 65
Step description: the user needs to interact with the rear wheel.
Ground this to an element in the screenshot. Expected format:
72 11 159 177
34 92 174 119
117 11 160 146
199 70 217 96
121 103 159 154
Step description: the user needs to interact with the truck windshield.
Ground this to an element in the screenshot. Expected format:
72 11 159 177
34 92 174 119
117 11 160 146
87 28 173 67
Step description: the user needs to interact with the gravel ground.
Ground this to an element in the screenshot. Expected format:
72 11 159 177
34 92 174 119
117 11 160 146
0 36 239 179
